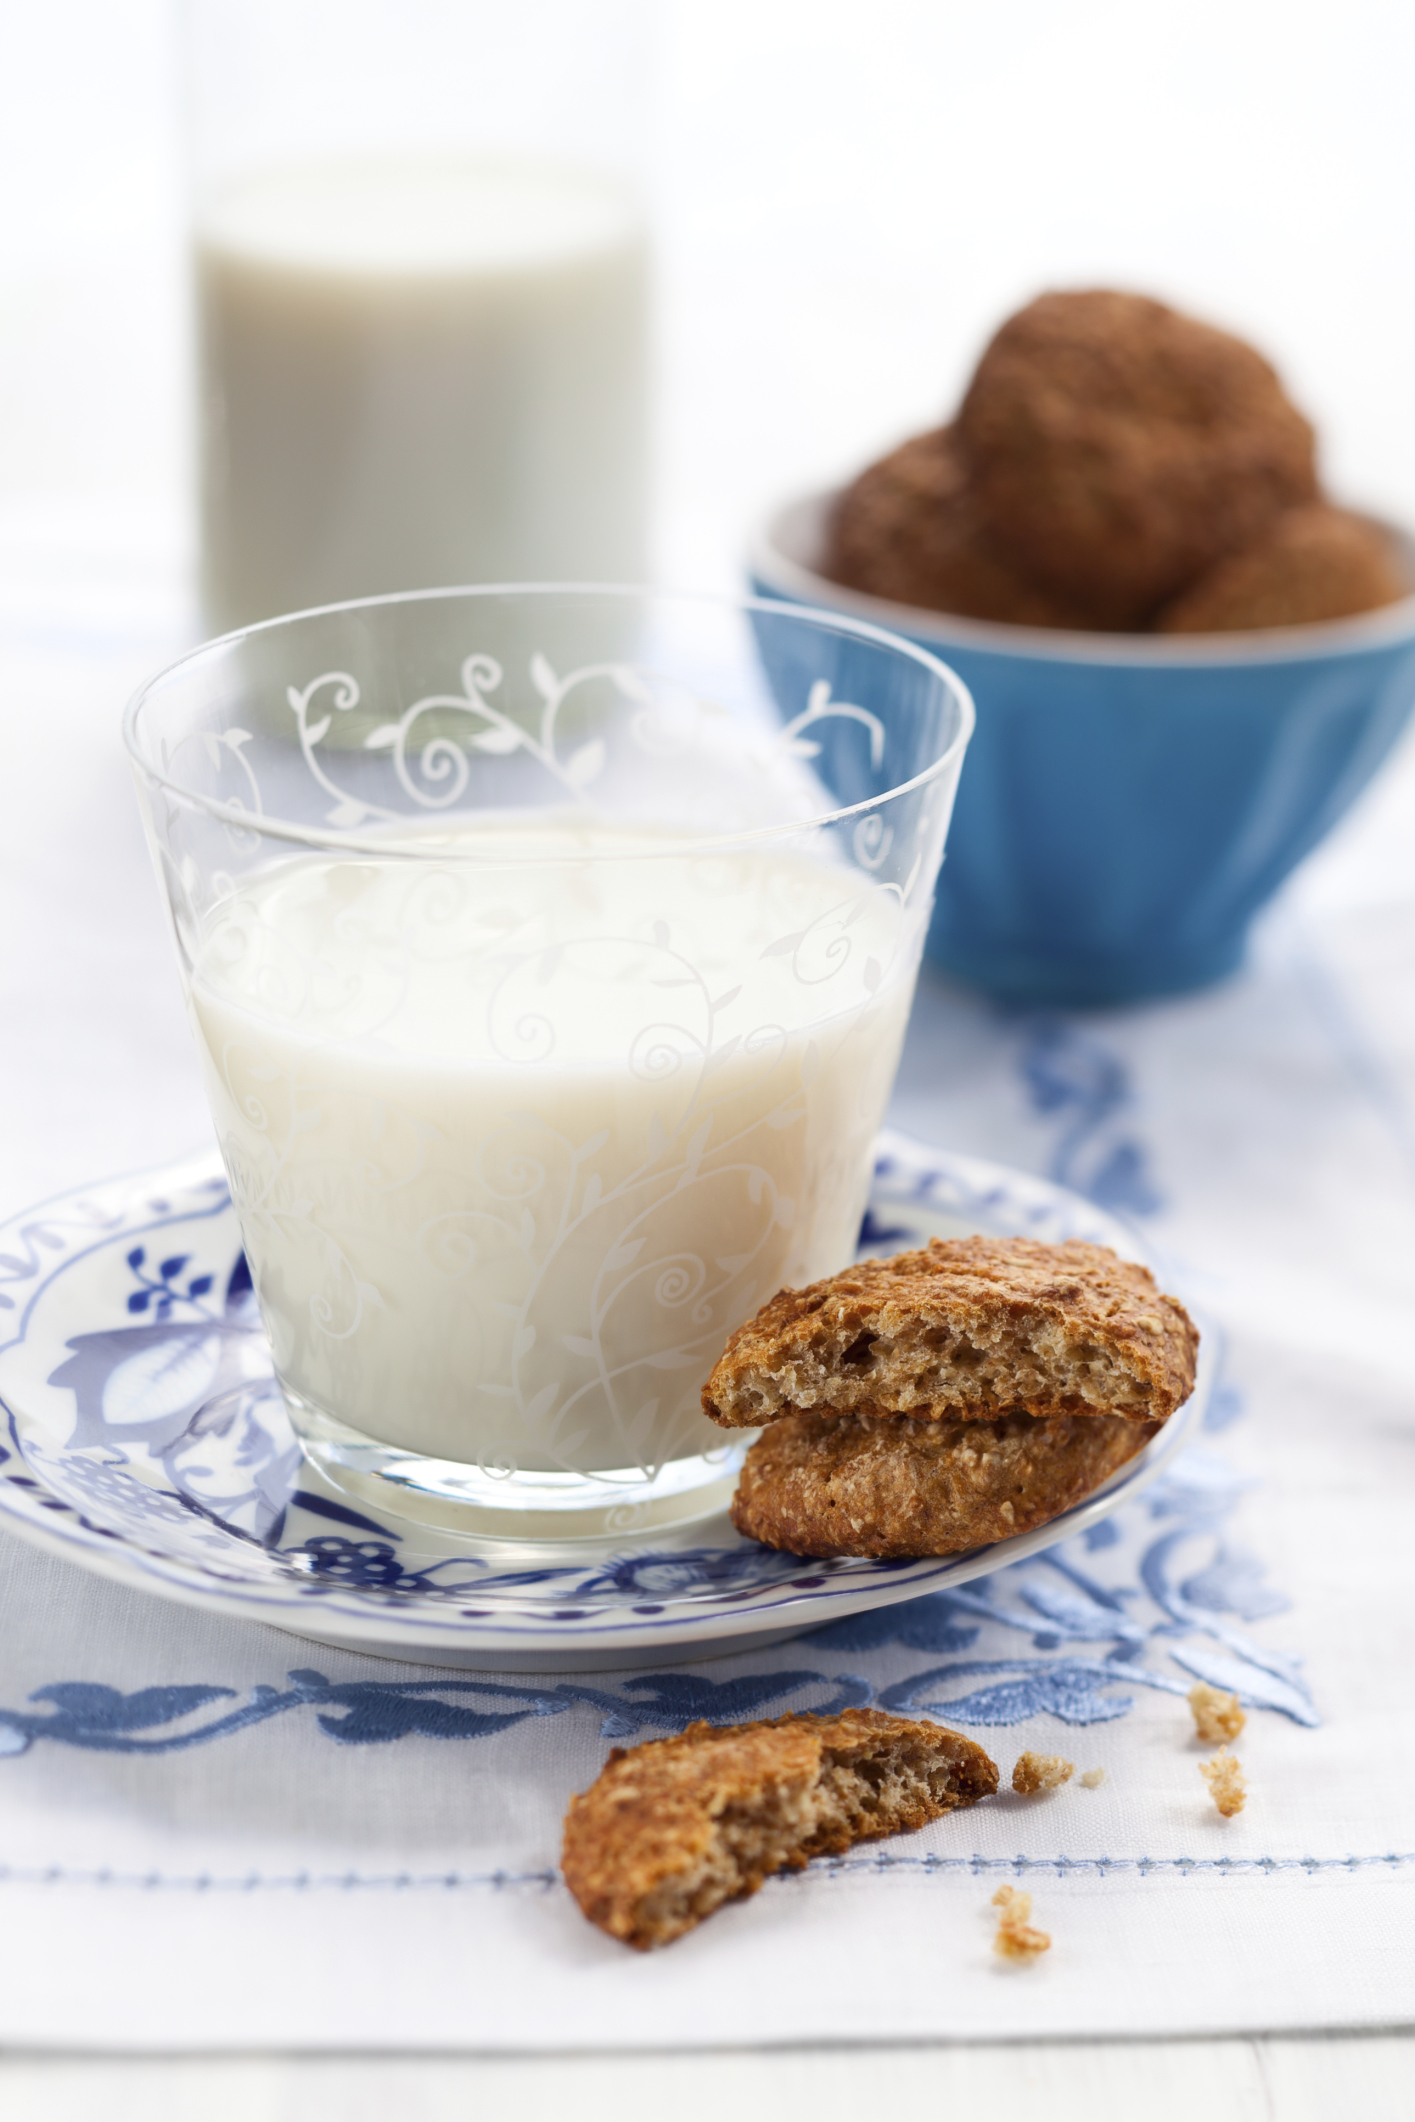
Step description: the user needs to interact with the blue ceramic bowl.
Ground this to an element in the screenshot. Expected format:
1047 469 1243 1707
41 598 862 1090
752 491 1415 1006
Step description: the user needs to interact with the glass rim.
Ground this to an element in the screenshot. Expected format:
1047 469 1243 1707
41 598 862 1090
122 581 976 862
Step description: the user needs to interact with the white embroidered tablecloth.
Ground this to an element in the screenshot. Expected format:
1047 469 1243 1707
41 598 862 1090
0 568 1413 2050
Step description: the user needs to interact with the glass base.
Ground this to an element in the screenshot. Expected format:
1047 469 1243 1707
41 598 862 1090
288 1392 751 1544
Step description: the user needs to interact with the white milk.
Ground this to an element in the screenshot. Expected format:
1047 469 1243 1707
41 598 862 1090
188 827 916 1474
196 158 649 632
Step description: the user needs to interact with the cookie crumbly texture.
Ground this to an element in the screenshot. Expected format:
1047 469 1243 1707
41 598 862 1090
992 1884 1051 1962
704 1235 1197 1431
1188 1682 1246 1747
825 427 1113 631
958 289 1318 625
1079 1766 1107 1790
730 1407 1157 1559
1200 1746 1247 1819
561 1708 999 1951
1156 504 1405 633
1012 1750 1074 1796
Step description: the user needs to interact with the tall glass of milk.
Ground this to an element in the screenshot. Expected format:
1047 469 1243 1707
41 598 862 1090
126 588 974 1539
185 1 652 634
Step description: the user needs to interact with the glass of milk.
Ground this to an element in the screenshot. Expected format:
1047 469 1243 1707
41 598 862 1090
126 587 973 1540
186 0 652 633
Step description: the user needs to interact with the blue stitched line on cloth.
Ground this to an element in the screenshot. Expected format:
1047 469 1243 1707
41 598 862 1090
0 1853 1409 1893
813 1851 1415 1879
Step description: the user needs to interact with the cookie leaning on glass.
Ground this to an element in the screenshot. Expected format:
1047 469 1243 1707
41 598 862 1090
703 1236 1198 1558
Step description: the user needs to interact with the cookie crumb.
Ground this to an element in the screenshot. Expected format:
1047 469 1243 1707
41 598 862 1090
1189 1681 1246 1745
1012 1750 1074 1795
1199 1746 1247 1818
991 1883 1051 1961
1079 1767 1106 1790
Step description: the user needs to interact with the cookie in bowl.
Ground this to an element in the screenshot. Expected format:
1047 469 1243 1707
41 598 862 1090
752 287 1415 1006
825 290 1386 637
952 289 1323 626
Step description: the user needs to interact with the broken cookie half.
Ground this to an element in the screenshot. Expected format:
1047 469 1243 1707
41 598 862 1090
562 1708 998 1950
730 1406 1157 1558
708 1236 1196 1561
703 1236 1197 1431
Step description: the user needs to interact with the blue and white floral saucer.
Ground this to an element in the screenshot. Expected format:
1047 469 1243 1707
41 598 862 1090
0 1131 1208 1671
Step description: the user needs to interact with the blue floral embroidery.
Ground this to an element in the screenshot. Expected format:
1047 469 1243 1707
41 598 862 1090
1017 1018 1164 1215
0 1427 1318 1752
880 1656 1182 1725
590 1669 872 1741
1202 1380 1246 1433
0 1665 873 1758
1178 1544 1289 1622
800 1451 1318 1730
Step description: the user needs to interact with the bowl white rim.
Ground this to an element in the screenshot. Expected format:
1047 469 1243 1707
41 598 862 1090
752 489 1415 670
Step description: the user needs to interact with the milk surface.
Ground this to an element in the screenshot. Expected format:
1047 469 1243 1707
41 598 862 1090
189 827 916 1473
197 157 648 631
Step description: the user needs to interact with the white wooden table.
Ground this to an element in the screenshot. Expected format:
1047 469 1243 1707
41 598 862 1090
3 2036 1414 2117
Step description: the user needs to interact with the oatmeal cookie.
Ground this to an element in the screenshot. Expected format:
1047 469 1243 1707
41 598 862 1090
825 426 1111 629
703 1235 1197 1430
561 1707 997 1950
958 290 1318 623
1156 504 1405 632
729 1406 1157 1558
